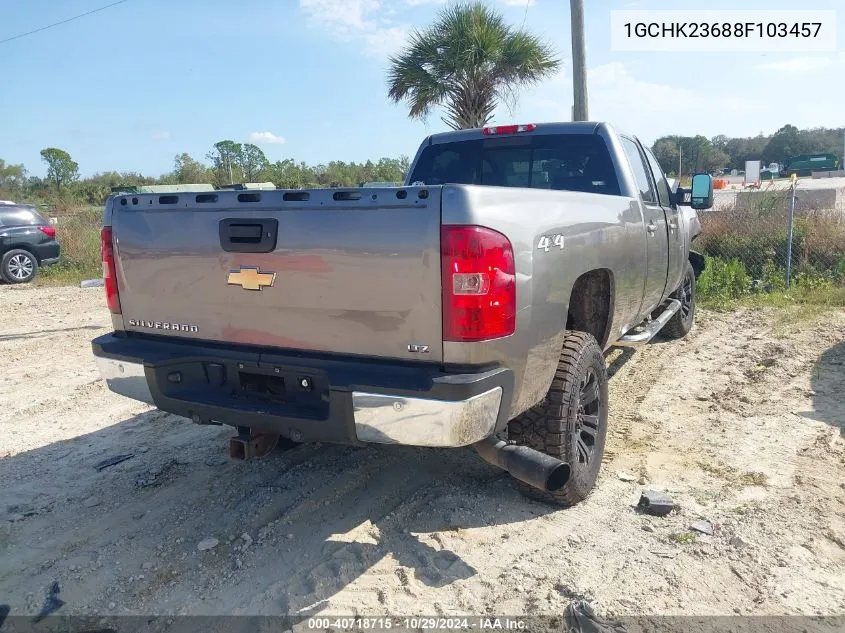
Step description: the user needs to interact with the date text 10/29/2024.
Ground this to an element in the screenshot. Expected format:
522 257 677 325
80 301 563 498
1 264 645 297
307 617 527 630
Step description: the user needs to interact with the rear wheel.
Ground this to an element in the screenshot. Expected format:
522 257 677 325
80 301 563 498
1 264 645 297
1 249 39 284
662 260 696 340
507 331 609 506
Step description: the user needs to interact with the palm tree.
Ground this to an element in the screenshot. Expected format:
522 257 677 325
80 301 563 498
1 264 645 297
387 1 561 130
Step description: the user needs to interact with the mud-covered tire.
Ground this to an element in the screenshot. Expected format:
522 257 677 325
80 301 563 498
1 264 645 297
1 249 39 284
507 331 609 506
662 260 696 340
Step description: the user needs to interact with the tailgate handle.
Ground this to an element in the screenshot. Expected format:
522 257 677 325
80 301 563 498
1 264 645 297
219 218 278 253
229 224 263 241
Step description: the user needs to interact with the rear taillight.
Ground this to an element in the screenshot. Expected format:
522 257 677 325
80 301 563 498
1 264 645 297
100 226 121 314
482 123 536 136
38 225 56 238
441 225 516 342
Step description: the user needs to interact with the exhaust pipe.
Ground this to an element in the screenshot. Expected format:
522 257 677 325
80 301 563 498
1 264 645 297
473 437 570 492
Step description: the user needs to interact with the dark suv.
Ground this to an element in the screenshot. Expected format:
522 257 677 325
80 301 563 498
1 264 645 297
0 202 61 284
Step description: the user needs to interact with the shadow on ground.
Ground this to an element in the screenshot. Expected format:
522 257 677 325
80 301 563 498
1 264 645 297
605 346 635 379
804 341 845 436
0 406 562 616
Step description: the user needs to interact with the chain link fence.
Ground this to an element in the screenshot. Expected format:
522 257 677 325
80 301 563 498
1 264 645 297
696 181 845 297
39 205 102 282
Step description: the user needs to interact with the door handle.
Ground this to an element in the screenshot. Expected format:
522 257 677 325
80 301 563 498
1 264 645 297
647 222 657 234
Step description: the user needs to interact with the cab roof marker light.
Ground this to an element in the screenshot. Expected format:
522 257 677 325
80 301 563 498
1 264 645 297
482 124 537 136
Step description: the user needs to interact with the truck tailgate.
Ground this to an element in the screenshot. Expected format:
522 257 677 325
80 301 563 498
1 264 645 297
111 188 444 361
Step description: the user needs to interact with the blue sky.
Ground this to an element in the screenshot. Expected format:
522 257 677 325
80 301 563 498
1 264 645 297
1 0 842 178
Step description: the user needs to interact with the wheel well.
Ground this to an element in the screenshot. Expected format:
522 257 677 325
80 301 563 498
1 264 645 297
565 269 614 348
4 245 39 263
689 250 705 279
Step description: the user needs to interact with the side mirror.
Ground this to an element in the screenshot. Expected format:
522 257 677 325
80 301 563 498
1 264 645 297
673 173 714 209
689 173 714 210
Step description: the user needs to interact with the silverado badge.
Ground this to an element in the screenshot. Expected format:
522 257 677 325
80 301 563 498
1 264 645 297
227 267 276 291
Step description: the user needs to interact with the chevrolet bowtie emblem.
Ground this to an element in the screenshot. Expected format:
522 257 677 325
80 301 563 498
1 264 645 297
227 267 276 291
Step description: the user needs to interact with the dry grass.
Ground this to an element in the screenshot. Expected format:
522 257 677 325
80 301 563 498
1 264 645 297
698 202 845 282
697 195 845 311
38 206 101 285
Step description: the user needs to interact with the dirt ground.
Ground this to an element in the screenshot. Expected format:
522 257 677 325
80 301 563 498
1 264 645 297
1 284 844 622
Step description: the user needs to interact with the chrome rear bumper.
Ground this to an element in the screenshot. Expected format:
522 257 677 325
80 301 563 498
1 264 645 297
351 387 503 447
95 357 153 405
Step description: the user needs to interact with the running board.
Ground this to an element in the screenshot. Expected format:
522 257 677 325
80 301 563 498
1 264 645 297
615 299 682 346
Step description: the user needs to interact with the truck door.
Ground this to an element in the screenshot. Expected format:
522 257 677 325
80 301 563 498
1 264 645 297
620 136 669 317
643 144 685 301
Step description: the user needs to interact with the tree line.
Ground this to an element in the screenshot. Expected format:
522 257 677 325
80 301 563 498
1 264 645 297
0 141 410 207
3 122 842 208
651 124 844 176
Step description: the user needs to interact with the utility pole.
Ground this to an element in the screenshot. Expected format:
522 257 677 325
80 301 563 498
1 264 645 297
570 0 588 121
679 144 682 178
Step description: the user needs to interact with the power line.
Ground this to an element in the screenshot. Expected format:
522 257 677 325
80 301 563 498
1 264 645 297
0 0 130 45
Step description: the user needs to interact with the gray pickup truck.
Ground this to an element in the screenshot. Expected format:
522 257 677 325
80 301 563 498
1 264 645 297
91 121 713 506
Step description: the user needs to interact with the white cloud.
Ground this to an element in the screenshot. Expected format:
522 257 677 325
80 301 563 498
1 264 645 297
300 0 537 59
590 62 698 111
403 0 528 8
299 0 410 59
299 0 381 34
755 55 837 72
516 61 756 144
363 25 409 58
151 131 170 141
248 131 286 145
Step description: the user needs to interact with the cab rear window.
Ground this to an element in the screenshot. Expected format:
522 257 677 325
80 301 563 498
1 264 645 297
408 134 620 196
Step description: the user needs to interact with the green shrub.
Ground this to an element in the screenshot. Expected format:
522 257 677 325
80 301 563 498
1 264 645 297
834 256 845 282
792 267 835 292
698 257 845 308
698 257 751 304
760 261 786 292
